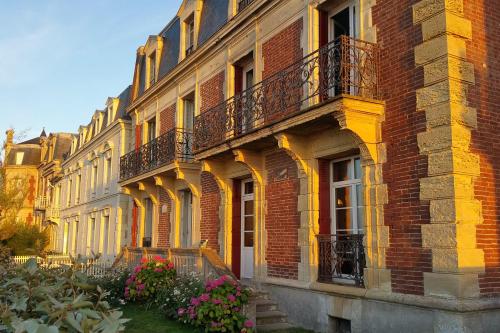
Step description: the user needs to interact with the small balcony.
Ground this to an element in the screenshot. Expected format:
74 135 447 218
47 206 60 221
34 196 48 211
193 35 380 153
119 128 193 182
317 234 365 287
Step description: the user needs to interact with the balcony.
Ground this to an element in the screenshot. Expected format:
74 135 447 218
119 128 193 182
34 196 48 211
193 35 380 153
47 206 60 221
317 234 365 287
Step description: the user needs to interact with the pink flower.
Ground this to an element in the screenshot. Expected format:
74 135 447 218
154 268 162 273
227 294 236 302
125 278 132 285
212 298 222 305
178 308 186 316
244 320 254 328
167 262 174 269
191 297 200 306
134 266 142 273
200 293 210 302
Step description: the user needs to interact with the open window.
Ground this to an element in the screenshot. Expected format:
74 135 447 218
185 14 195 57
233 52 255 135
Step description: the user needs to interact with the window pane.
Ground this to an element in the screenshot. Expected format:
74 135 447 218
244 216 253 231
354 158 361 179
244 200 254 215
356 184 363 206
244 232 254 247
335 187 351 208
333 159 351 181
244 181 254 194
336 208 352 232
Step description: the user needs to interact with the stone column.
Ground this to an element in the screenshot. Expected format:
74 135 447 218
413 0 484 298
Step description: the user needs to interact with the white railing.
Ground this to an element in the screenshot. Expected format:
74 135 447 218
47 206 60 220
34 196 48 210
11 255 112 278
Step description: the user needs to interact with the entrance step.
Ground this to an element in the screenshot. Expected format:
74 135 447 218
256 310 288 325
257 322 296 332
248 289 295 332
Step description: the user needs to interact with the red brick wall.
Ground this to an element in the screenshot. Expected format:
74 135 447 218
157 188 171 249
373 0 432 295
265 150 300 280
160 103 176 134
200 172 220 253
200 72 225 114
262 18 303 80
464 1 500 297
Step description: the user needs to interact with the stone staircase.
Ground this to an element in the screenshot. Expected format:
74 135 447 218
251 290 294 332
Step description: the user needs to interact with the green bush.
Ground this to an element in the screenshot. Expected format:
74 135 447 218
89 266 131 307
5 223 49 256
154 273 204 318
0 258 128 333
125 257 176 302
178 275 254 332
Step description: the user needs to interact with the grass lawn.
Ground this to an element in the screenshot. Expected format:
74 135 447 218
121 303 315 333
121 303 193 333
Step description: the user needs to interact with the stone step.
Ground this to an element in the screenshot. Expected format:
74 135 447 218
256 310 288 325
257 322 296 332
251 290 271 300
255 299 279 312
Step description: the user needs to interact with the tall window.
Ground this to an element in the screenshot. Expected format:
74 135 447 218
67 178 73 207
147 118 156 142
330 156 363 235
185 15 194 56
143 199 153 247
92 162 98 192
72 221 79 254
105 157 112 186
76 174 81 204
63 221 70 254
102 215 110 256
149 51 156 86
87 217 95 255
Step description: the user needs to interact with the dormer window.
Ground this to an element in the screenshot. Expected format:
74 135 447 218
185 14 195 57
149 51 156 87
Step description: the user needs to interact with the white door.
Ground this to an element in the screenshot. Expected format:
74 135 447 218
330 156 364 279
241 179 254 279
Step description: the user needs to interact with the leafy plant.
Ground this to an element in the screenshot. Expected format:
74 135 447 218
0 258 128 332
89 267 131 307
6 223 50 256
178 275 254 332
154 273 204 318
125 257 176 302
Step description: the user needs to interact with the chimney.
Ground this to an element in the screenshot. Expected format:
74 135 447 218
4 129 14 158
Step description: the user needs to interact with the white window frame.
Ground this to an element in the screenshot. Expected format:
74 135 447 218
329 155 363 235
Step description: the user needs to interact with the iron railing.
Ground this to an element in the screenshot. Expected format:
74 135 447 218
238 0 254 12
119 128 193 181
317 233 365 287
194 35 379 152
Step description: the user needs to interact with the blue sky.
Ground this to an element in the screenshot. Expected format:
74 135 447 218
0 0 182 141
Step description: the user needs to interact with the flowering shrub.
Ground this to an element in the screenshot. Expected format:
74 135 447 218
154 273 204 318
89 266 131 306
178 275 254 332
125 256 176 302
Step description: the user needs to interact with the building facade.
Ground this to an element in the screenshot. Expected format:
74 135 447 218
116 0 500 332
3 129 43 225
34 132 74 250
57 87 132 260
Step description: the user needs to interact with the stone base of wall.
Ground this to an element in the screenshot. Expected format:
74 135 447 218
262 283 500 333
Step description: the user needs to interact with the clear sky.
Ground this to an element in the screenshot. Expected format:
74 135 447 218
0 0 183 141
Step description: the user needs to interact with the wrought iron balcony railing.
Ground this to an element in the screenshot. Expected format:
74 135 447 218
194 35 379 152
238 0 254 12
119 128 193 181
317 233 365 287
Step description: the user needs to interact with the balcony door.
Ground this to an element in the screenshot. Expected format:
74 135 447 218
240 179 254 279
180 189 193 248
143 198 153 247
183 97 195 158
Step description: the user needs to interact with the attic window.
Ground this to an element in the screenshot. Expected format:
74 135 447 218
185 14 195 56
149 51 156 87
15 152 24 165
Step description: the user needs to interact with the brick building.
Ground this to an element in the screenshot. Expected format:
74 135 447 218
117 0 500 331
